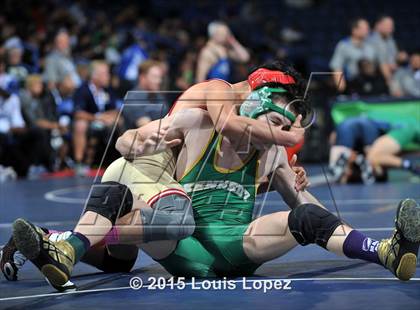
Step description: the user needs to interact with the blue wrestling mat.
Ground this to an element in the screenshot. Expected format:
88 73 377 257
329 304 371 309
1 166 419 309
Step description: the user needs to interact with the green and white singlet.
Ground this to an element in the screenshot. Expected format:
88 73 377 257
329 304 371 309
157 132 262 277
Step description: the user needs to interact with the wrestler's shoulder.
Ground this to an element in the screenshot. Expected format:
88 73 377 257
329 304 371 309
171 108 211 127
204 79 232 89
186 79 232 92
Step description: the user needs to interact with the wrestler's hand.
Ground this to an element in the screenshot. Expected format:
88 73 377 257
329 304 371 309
136 128 182 156
287 114 305 146
290 154 310 191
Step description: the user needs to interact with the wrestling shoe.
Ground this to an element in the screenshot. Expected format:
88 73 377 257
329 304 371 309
378 198 420 281
0 236 27 281
328 153 350 183
355 154 375 185
12 218 76 287
45 278 77 292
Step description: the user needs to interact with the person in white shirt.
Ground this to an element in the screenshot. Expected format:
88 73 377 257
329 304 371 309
0 89 52 177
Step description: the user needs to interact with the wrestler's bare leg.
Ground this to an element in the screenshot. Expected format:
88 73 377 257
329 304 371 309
367 135 402 174
73 196 149 246
81 196 178 260
242 199 420 282
243 210 352 264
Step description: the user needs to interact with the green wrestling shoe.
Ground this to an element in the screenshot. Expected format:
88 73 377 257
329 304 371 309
12 218 76 287
378 199 420 281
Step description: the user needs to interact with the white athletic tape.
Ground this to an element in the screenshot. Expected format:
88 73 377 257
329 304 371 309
48 231 72 242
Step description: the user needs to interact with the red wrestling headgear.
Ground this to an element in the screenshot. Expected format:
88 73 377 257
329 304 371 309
247 68 296 90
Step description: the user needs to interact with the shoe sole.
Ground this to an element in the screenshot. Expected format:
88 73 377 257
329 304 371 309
12 219 41 260
397 199 420 243
395 199 420 281
396 253 417 281
41 264 69 287
45 278 77 292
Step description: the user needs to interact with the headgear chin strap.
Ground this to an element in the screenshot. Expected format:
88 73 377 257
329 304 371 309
248 68 296 90
239 86 296 122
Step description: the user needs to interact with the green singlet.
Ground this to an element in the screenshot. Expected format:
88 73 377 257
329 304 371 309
156 131 262 277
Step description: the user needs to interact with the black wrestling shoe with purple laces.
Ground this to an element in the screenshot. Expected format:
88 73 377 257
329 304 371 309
0 236 27 281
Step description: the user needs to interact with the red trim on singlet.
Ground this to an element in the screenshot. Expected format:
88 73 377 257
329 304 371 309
167 79 233 116
146 188 190 207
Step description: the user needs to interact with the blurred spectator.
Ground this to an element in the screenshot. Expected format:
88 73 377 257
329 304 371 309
76 62 90 84
396 50 409 67
48 75 76 126
6 47 29 87
347 59 388 96
72 60 118 175
0 54 19 94
175 51 197 90
19 74 60 170
196 21 249 82
123 60 167 129
118 33 148 90
20 75 51 128
43 75 76 169
368 16 399 85
0 86 52 177
44 30 81 89
390 50 420 97
330 18 376 92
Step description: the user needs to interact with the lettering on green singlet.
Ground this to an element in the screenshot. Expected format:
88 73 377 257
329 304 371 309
180 134 258 224
182 180 252 201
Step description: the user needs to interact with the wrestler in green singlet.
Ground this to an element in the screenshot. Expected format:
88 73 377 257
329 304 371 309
157 131 261 277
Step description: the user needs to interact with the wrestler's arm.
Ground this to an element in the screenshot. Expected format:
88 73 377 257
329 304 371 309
269 147 323 209
116 117 173 159
116 128 137 157
116 109 205 158
205 80 303 147
258 154 309 194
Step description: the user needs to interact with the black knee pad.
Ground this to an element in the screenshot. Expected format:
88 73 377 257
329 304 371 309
140 194 194 242
101 248 137 273
84 181 133 224
288 204 342 248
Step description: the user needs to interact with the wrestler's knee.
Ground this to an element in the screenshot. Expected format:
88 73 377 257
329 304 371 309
84 181 133 225
288 203 342 248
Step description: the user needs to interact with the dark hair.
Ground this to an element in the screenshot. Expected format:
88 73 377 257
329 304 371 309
375 15 392 24
349 17 367 32
410 49 420 56
250 60 310 119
